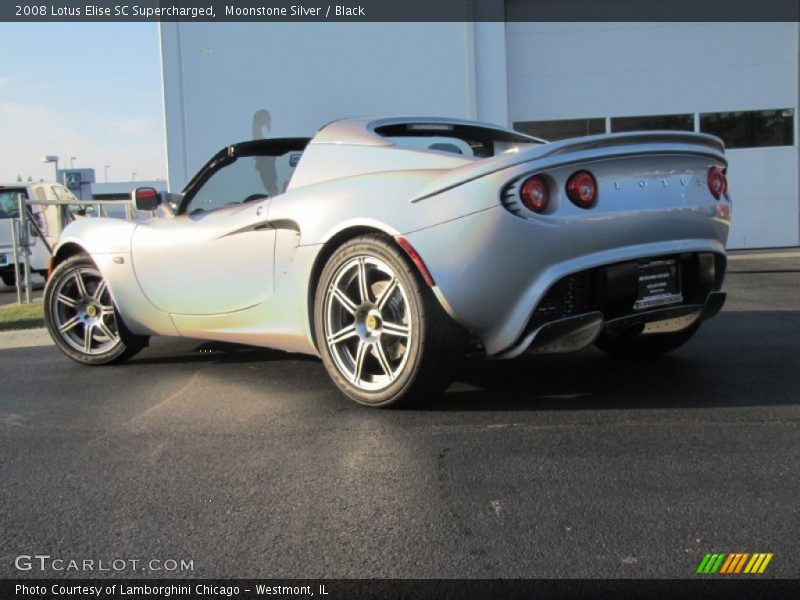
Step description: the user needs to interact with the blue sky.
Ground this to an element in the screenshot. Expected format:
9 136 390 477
0 22 165 183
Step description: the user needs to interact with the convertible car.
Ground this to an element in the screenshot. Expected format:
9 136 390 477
43 117 731 407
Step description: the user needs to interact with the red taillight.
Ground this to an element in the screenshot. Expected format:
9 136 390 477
519 175 549 213
565 170 597 208
707 167 727 200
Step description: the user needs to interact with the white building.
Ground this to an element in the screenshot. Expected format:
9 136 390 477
159 21 798 249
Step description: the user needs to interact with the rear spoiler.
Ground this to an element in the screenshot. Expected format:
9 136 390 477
410 131 726 203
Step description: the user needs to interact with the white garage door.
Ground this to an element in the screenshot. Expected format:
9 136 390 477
504 16 799 249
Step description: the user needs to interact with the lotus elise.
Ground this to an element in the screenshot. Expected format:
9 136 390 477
43 117 731 407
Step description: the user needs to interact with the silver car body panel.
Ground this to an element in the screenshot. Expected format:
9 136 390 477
53 117 730 358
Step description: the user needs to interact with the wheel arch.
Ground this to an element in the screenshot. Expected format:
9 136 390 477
47 247 149 349
307 226 393 348
52 242 89 271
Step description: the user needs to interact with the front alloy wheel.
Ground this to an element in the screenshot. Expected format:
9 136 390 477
44 254 146 365
315 235 465 407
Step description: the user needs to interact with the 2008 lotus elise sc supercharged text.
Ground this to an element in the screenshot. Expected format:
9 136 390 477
43 117 731 407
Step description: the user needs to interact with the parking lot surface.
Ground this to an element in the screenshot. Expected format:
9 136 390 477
1 251 798 578
0 279 43 306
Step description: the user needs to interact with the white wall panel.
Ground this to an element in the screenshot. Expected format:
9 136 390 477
506 22 797 119
506 21 799 248
726 148 799 248
160 22 474 191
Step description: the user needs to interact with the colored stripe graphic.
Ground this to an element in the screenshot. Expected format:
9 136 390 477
734 553 749 573
698 552 773 574
696 553 713 574
744 554 762 573
711 553 726 573
758 554 773 573
702 553 726 574
719 554 735 574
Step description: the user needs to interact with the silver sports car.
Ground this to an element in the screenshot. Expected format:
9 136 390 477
43 117 731 407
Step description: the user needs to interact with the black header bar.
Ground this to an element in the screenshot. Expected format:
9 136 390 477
3 0 800 22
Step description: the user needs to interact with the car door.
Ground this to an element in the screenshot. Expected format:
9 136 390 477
131 154 275 315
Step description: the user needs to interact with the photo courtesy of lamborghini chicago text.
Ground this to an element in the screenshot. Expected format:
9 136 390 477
1 0 798 599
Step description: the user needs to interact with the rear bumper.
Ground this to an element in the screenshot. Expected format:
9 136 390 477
407 205 728 355
498 291 725 359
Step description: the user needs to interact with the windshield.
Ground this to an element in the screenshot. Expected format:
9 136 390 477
184 151 300 215
0 189 26 219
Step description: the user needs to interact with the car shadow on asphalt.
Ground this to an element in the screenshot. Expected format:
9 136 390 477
431 311 800 412
128 340 320 365
121 311 799 412
433 353 729 412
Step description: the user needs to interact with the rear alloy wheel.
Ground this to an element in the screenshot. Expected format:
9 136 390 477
44 254 146 365
315 235 464 407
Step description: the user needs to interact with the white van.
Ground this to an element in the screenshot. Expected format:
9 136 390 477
0 182 74 286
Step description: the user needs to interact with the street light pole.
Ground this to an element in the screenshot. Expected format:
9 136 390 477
70 156 76 168
43 155 59 183
104 165 110 183
132 172 137 182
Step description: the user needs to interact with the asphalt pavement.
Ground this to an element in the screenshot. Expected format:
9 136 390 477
1 250 798 579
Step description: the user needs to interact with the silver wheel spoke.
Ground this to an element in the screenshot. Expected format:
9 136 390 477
57 293 77 308
352 341 368 383
326 254 413 392
327 323 357 346
376 277 398 311
331 286 357 315
96 318 116 341
357 257 370 303
52 266 120 356
83 323 94 353
382 321 410 338
94 280 107 301
373 342 395 382
72 272 89 299
58 315 80 333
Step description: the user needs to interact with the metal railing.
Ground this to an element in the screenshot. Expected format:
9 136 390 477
4 193 154 304
4 193 34 304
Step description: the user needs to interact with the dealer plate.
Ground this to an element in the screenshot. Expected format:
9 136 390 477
634 259 682 310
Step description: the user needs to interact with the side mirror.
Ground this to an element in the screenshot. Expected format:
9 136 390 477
134 187 161 211
163 192 183 214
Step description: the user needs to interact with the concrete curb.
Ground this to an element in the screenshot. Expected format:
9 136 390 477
0 328 53 350
728 250 800 261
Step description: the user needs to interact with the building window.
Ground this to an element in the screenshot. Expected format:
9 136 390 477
514 118 605 141
610 114 694 133
700 109 794 149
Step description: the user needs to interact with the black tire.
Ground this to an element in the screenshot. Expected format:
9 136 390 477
594 321 701 358
44 254 148 365
314 234 466 407
1 271 14 287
